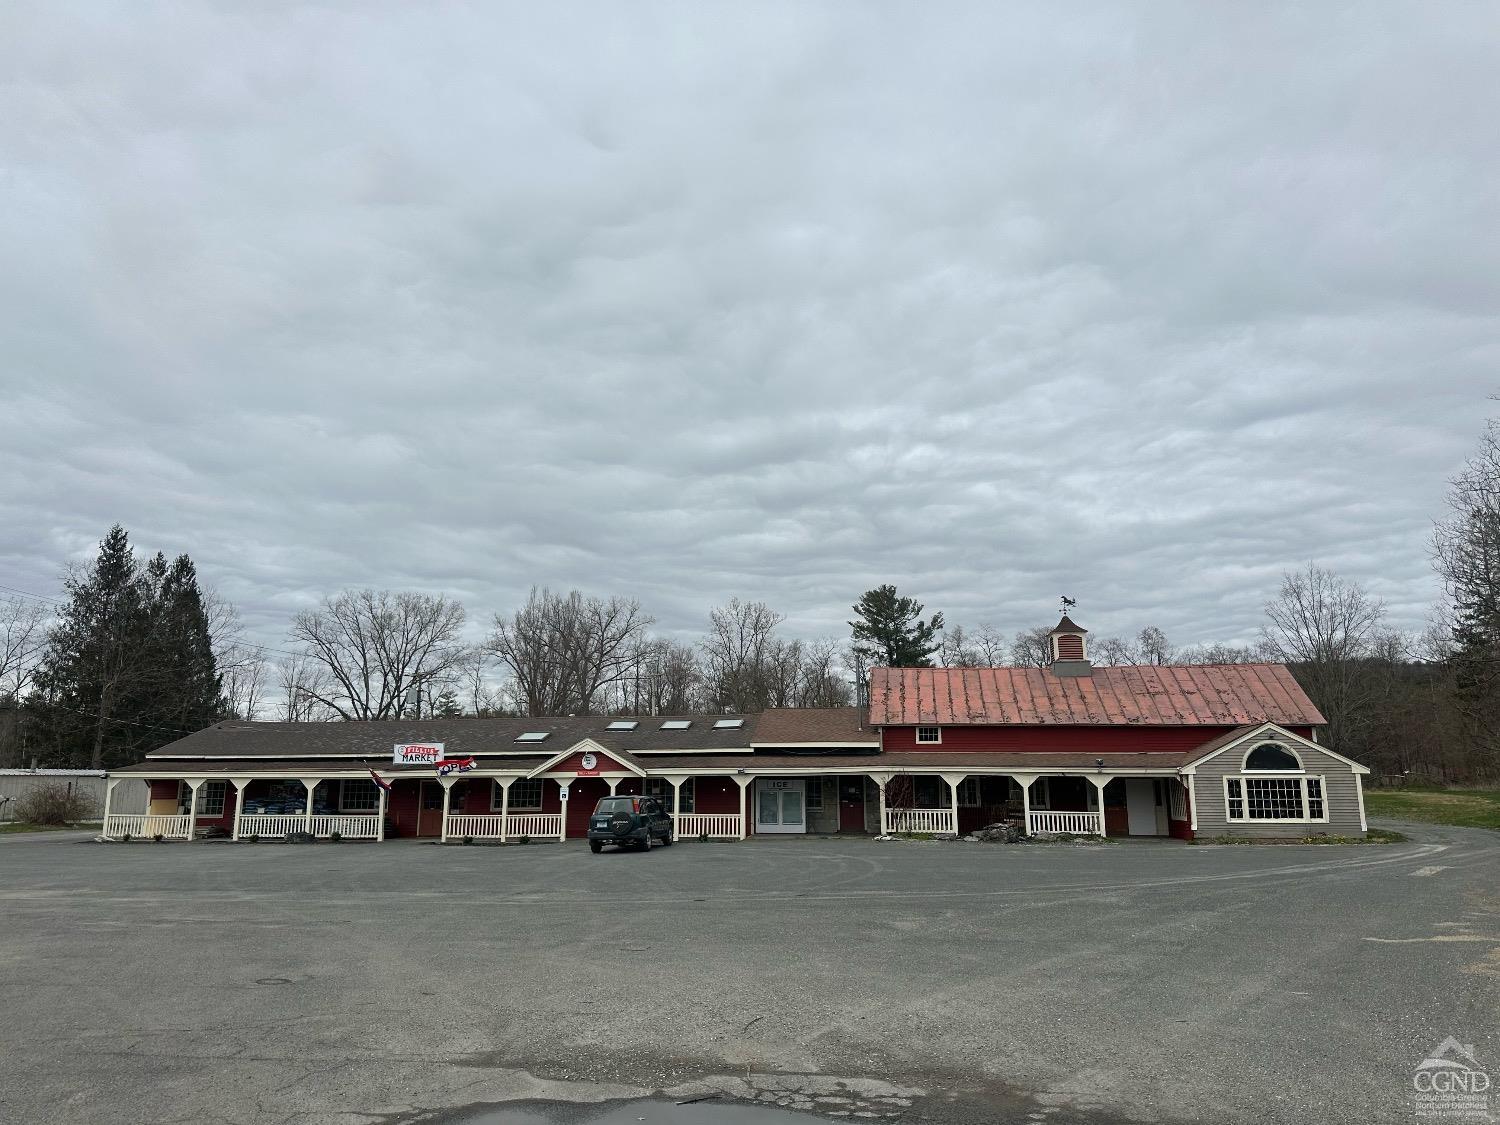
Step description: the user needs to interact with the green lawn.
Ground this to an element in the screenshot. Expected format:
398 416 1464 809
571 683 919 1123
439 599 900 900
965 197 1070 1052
1364 787 1500 831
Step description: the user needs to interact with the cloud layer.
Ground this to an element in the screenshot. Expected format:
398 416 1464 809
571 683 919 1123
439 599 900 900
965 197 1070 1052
2 2 1496 656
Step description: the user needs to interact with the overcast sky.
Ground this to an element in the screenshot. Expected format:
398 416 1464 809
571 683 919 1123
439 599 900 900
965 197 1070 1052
2 2 1496 661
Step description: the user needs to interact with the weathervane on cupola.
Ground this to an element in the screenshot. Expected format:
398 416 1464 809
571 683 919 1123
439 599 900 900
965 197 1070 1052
1060 595 1077 615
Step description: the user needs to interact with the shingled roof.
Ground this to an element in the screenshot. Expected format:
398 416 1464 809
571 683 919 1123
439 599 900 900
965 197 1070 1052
143 713 762 760
868 665 1324 727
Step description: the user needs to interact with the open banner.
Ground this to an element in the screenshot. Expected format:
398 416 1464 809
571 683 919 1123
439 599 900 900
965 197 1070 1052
434 756 477 777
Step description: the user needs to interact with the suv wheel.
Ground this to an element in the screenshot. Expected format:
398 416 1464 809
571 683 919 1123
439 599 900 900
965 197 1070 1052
637 834 651 850
661 831 673 846
589 840 602 854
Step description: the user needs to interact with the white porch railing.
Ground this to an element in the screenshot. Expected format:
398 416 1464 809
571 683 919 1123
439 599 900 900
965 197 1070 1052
883 808 958 835
1027 810 1103 836
237 814 306 838
309 815 379 839
505 812 563 839
104 814 192 839
446 814 505 839
674 813 742 839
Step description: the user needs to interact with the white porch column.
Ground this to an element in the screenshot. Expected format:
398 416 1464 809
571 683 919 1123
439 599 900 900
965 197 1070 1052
606 778 619 794
939 773 967 836
101 778 121 836
556 779 569 840
376 784 388 841
1355 773 1368 832
299 778 320 836
871 772 893 835
732 775 753 840
1088 776 1110 837
229 777 250 841
184 779 206 841
439 777 456 843
499 778 512 841
1010 773 1038 836
663 774 688 836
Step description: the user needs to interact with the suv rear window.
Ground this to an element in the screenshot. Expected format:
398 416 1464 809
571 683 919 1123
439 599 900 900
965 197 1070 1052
595 798 635 814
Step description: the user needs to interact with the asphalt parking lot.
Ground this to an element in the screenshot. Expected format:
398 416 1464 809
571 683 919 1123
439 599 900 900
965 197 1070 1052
1 826 1497 1125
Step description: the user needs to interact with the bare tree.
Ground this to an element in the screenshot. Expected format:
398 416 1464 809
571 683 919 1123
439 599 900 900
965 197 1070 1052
702 598 785 711
1010 626 1053 669
1175 642 1260 664
1260 563 1387 749
940 625 982 667
222 656 270 720
1433 412 1500 757
1093 636 1137 666
277 655 338 722
1137 626 1173 665
289 589 468 720
972 624 1008 666
0 595 50 700
796 638 853 707
487 588 652 716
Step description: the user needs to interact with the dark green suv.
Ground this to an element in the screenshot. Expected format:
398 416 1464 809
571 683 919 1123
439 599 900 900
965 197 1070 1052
587 796 674 853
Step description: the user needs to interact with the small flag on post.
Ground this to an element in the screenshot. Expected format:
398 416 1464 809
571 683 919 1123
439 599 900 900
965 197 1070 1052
368 768 393 793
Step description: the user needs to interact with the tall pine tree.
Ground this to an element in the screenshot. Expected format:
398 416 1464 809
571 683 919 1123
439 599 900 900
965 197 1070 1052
849 585 945 668
31 527 225 768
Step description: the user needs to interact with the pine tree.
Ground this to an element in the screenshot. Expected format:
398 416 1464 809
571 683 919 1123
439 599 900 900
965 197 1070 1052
849 585 944 668
32 527 154 767
30 527 226 768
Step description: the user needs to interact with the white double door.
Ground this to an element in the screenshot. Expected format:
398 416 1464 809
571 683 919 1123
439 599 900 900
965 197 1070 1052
756 779 806 834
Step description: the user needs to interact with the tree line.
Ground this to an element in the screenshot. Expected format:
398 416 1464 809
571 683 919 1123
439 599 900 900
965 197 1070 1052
1 412 1495 780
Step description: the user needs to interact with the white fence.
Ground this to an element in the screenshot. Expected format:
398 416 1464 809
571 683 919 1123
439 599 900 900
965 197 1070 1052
674 813 742 839
236 814 306 838
103 814 192 839
237 814 379 839
1027 810 1103 836
309 815 379 839
882 808 957 835
505 813 563 839
446 814 505 839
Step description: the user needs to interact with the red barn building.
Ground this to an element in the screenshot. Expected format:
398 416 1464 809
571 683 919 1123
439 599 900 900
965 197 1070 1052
104 616 1369 844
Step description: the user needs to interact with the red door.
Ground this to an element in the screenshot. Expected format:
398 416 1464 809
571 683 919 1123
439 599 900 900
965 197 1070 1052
838 778 867 832
416 781 445 837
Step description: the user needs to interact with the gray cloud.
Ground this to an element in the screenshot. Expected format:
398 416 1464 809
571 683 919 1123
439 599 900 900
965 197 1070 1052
2 2 1495 658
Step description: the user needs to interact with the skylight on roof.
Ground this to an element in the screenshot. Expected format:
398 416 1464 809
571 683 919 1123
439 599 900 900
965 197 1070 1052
660 720 692 730
606 720 639 731
713 718 745 729
515 731 551 743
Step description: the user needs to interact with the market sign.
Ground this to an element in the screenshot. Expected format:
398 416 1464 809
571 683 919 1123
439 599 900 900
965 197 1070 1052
393 742 444 766
435 756 477 777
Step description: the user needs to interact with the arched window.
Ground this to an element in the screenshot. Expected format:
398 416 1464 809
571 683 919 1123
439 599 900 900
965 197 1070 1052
1244 742 1301 771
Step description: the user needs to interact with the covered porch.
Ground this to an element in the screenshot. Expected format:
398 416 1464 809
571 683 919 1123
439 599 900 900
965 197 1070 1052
869 770 1192 838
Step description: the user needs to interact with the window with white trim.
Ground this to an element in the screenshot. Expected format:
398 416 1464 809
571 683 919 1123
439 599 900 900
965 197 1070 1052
194 781 227 817
340 779 379 811
498 779 543 810
1244 741 1302 771
643 777 693 812
916 726 941 744
805 779 823 810
1224 776 1327 822
956 778 982 807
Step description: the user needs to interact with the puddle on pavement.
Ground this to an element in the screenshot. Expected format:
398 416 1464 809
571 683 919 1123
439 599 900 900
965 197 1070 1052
448 1099 830 1124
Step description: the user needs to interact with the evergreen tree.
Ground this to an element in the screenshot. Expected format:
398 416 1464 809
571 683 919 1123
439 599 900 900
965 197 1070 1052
30 526 225 768
849 585 944 667
32 527 154 767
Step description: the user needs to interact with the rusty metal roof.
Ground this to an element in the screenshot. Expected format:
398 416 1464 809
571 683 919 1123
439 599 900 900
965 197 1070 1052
868 665 1324 727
